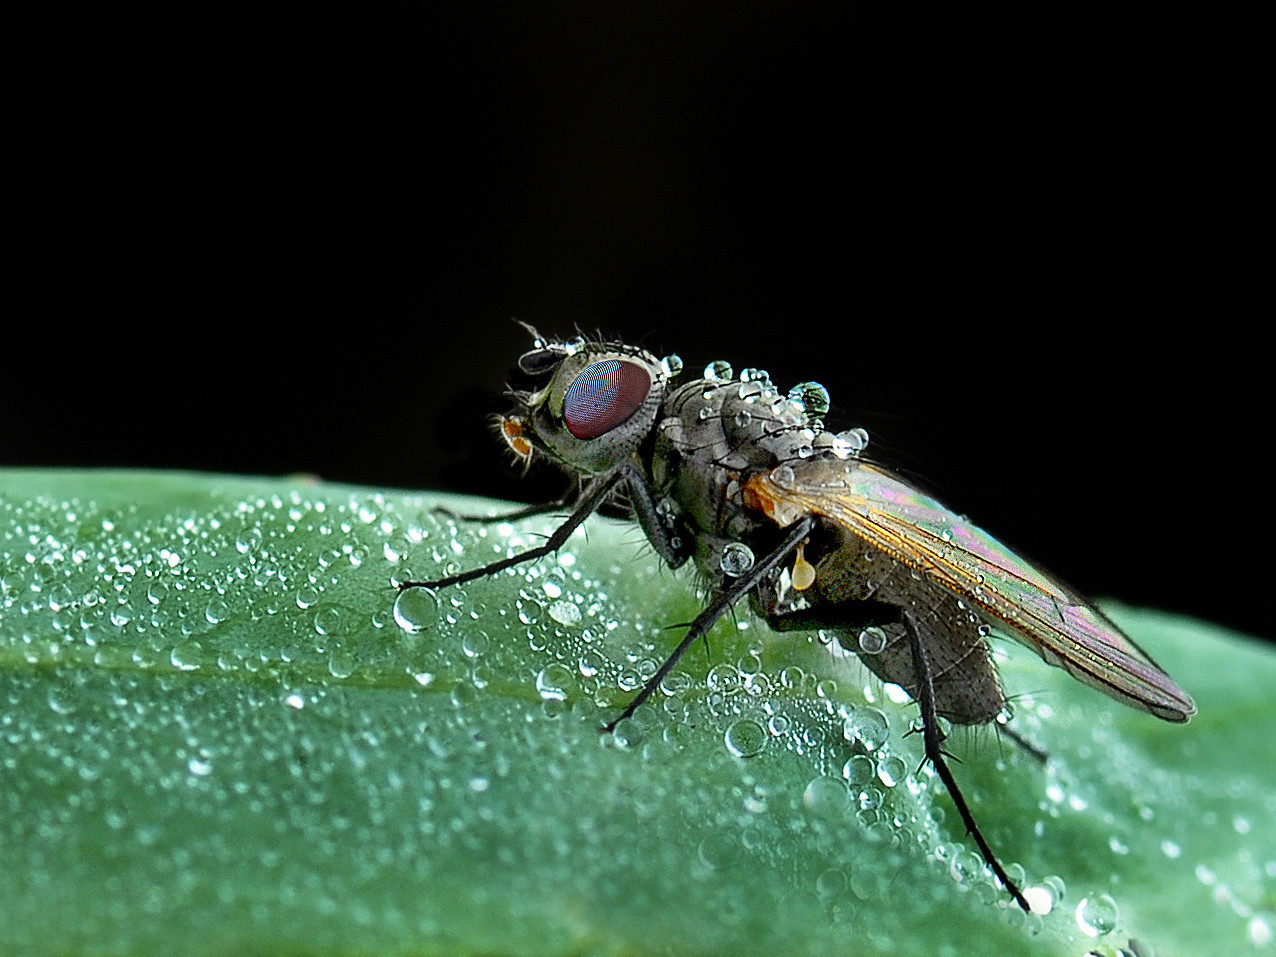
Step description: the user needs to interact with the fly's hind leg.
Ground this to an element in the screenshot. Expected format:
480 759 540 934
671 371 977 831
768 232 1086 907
761 597 1049 766
999 724 1048 764
904 615 1032 912
761 594 1033 910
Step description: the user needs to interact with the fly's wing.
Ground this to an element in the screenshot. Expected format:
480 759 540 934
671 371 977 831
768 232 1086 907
744 459 1196 722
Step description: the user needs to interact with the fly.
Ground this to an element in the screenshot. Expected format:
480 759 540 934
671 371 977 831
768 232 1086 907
397 327 1196 912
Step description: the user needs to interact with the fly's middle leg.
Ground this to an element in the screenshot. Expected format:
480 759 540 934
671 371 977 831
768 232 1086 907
904 615 1032 912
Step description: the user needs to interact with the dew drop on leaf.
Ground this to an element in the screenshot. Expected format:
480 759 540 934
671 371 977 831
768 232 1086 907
1076 892 1119 937
723 718 767 758
392 588 437 634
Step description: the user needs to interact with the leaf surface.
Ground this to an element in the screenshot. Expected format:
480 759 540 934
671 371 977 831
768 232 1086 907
1 470 1271 956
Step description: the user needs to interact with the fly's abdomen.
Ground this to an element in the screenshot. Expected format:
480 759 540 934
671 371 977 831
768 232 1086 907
808 527 1007 726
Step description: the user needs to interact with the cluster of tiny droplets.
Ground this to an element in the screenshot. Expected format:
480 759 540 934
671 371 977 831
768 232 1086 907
700 360 870 461
0 489 440 685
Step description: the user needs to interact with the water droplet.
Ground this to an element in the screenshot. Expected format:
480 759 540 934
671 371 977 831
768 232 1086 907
842 754 876 786
188 757 213 777
660 354 683 376
608 717 644 749
461 630 491 658
802 776 850 818
831 427 870 458
703 360 733 382
719 542 755 577
1022 885 1055 915
1075 892 1119 937
328 650 355 679
697 831 739 870
1248 915 1274 947
393 587 437 634
857 626 887 654
171 641 202 671
235 526 263 554
843 707 889 751
788 381 830 416
518 599 543 625
815 868 848 900
536 663 573 701
548 599 581 626
204 599 228 625
706 663 742 694
876 755 907 788
47 687 77 715
578 651 602 678
770 464 796 489
146 578 168 605
313 605 341 635
724 718 767 758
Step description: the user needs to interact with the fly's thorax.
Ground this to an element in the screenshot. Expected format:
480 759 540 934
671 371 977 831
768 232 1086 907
513 342 671 475
651 376 823 532
671 375 821 468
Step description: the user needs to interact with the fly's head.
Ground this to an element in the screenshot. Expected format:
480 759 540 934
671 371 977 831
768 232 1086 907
499 332 677 475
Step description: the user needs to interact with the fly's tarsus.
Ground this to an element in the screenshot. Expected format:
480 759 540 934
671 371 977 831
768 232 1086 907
431 498 572 525
398 472 624 593
906 614 1032 912
999 725 1048 764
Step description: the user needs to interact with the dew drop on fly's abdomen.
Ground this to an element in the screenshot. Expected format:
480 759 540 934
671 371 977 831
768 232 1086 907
857 626 887 655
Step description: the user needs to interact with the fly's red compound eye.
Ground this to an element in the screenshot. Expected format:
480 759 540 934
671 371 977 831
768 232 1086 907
562 359 651 440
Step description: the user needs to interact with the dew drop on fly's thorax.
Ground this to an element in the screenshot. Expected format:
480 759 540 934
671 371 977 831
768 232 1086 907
395 326 1196 915
703 360 733 382
787 381 831 417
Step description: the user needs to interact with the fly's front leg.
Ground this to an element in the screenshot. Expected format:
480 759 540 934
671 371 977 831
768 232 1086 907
905 615 1032 912
397 471 624 592
602 516 816 733
432 494 576 525
616 462 693 568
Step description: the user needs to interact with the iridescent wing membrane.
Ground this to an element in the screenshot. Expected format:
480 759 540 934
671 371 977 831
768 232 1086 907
746 458 1196 723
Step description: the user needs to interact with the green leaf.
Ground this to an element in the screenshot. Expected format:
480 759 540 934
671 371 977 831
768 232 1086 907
2 470 1272 956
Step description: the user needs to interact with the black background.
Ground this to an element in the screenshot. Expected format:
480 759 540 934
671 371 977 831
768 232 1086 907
6 3 1265 640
